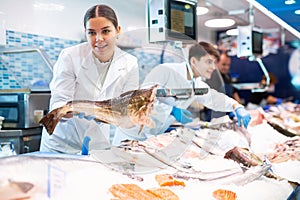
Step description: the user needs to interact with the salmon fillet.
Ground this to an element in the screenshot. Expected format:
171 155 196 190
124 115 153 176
155 174 185 187
109 184 161 200
213 189 237 200
146 188 180 200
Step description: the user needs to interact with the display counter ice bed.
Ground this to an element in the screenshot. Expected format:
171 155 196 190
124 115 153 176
0 118 299 200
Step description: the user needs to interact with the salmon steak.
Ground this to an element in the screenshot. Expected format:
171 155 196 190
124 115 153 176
155 174 185 187
109 183 179 200
212 189 237 200
146 188 180 200
109 183 161 200
40 85 158 134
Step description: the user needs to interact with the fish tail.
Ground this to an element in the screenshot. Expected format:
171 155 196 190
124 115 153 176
39 107 62 135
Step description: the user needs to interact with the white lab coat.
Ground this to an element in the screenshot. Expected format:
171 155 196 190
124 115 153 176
112 99 174 145
112 61 239 145
143 62 238 111
40 42 139 153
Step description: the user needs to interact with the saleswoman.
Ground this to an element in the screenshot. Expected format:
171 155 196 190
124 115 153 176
40 4 139 154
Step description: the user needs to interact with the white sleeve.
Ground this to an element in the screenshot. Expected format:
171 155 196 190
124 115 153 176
194 79 238 112
121 54 140 93
142 64 170 87
143 100 174 135
49 49 76 110
112 100 174 145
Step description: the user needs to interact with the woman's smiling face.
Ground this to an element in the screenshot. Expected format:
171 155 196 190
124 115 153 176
85 17 120 62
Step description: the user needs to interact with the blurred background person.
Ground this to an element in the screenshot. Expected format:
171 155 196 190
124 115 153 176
202 46 242 121
217 52 242 103
247 73 283 108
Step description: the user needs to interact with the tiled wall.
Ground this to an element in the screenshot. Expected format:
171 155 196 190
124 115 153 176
0 30 181 89
0 30 79 90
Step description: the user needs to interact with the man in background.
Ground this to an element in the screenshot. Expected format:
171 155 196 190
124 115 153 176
204 51 242 120
248 73 283 108
217 52 242 103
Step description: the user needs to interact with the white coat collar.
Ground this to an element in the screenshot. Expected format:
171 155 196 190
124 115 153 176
80 47 127 93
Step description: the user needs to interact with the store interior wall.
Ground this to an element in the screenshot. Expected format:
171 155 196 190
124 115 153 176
1 0 299 102
0 0 216 89
0 0 216 43
230 47 300 103
0 0 146 41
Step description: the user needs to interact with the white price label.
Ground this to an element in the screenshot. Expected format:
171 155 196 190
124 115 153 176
47 164 66 198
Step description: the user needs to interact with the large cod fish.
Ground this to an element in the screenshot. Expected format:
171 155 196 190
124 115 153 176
40 85 158 135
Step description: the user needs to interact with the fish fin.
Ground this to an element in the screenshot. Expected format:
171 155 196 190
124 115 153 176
64 111 79 118
138 125 144 134
93 118 107 124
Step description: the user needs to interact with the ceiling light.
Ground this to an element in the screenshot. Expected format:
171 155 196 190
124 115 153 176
226 28 238 36
295 9 300 15
197 6 209 15
285 0 295 5
33 2 64 11
204 18 235 28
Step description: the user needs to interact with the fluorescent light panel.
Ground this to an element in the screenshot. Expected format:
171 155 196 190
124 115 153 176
197 6 209 15
205 18 235 28
33 2 64 11
285 0 296 5
226 28 238 36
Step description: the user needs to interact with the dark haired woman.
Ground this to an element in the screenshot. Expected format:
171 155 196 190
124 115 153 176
40 5 139 153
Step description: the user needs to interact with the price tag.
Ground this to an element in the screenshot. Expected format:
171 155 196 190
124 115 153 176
47 164 66 198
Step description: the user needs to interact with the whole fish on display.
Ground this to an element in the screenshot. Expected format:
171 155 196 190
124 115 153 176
40 85 159 134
